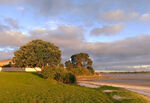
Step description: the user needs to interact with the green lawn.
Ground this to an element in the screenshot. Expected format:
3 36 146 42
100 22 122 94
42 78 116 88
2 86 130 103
0 72 149 103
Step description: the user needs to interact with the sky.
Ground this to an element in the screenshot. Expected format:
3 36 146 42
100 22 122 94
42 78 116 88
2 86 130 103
0 0 150 71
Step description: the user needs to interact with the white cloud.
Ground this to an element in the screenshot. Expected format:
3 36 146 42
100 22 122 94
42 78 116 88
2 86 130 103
29 26 84 49
100 10 139 22
101 10 126 22
17 7 25 11
91 24 124 36
0 31 28 47
139 14 150 22
84 34 150 66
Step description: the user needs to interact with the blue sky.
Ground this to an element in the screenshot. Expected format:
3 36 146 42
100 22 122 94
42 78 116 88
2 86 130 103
0 0 150 70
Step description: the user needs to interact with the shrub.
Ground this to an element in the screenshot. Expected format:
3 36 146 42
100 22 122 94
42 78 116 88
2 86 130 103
42 66 65 79
62 73 76 84
54 72 76 84
54 72 63 82
42 66 55 79
42 66 76 84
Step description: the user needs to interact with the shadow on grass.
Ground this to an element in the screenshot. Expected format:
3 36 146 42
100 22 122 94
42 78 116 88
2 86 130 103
31 72 43 78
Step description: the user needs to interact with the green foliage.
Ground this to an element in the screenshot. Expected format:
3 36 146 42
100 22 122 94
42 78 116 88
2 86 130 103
12 39 61 68
69 67 94 76
55 72 76 84
42 66 76 84
65 53 95 75
62 72 76 84
42 66 56 79
65 60 73 69
70 53 93 68
87 66 95 74
42 66 65 79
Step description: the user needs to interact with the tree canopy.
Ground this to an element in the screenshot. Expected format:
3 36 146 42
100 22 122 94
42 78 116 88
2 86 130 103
65 53 93 68
13 39 61 68
65 53 94 75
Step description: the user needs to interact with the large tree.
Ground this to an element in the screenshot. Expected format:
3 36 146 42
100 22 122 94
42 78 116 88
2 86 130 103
13 39 61 68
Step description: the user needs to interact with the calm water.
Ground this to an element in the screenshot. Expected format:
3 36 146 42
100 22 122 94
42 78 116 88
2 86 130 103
96 73 150 87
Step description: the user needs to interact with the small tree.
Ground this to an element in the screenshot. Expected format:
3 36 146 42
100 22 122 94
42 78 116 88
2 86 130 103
70 53 93 68
13 39 61 69
65 53 94 74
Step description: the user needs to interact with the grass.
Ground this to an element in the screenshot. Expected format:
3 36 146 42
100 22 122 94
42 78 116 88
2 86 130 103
0 72 149 103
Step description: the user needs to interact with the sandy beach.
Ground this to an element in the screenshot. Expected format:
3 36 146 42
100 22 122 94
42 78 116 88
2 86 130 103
78 73 150 98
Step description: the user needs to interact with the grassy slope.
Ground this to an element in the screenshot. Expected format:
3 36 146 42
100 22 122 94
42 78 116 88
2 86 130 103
0 72 149 103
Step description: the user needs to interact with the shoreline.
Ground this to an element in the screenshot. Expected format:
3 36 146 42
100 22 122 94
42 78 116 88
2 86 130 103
78 80 150 98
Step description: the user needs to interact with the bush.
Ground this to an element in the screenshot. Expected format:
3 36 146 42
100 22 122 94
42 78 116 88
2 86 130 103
62 73 76 84
42 66 56 79
42 66 66 79
42 66 76 84
54 72 76 84
54 72 63 82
